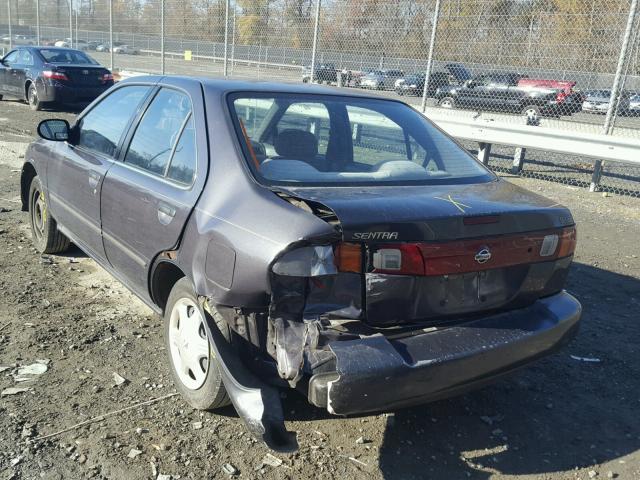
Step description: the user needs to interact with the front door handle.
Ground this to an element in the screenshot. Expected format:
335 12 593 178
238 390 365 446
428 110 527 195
88 171 101 191
157 202 176 225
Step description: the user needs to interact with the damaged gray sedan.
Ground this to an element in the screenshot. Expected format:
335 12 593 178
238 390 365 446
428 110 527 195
22 77 581 451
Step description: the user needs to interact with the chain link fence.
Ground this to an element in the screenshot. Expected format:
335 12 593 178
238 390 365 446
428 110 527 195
1 0 639 195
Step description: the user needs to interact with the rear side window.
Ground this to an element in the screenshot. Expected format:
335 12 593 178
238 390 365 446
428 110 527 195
124 88 192 177
2 50 19 64
19 50 34 66
77 85 150 157
167 115 196 184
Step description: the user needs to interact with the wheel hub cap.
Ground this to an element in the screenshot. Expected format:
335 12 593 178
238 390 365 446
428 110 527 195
168 298 210 390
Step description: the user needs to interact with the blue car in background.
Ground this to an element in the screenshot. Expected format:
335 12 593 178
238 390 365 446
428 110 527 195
0 46 113 111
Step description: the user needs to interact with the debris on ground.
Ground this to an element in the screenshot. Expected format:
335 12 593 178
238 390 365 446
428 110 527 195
127 448 143 459
1 387 31 396
260 453 283 468
222 463 239 476
570 355 602 363
112 372 128 386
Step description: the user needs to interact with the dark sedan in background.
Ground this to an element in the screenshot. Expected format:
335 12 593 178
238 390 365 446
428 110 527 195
0 46 113 110
395 71 450 96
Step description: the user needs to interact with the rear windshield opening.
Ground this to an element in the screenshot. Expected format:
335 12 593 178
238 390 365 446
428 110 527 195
38 49 98 65
228 93 494 187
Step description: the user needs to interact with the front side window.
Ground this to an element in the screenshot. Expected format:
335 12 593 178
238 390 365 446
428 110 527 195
77 85 150 157
229 93 493 187
124 88 192 176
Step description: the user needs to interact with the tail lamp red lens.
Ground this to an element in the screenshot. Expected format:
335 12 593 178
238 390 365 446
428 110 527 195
365 226 576 276
43 70 68 81
556 91 568 102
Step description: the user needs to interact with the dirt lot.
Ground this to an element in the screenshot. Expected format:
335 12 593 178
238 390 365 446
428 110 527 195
0 98 639 480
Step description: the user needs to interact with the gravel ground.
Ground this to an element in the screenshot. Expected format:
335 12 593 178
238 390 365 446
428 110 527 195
0 98 639 480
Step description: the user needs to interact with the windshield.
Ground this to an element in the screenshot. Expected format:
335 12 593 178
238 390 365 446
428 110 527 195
38 49 98 65
229 93 494 187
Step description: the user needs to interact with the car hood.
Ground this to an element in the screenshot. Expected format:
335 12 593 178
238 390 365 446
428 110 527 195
274 179 573 242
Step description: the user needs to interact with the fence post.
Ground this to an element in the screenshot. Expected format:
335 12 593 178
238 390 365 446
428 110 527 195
603 0 638 136
36 0 40 45
69 0 73 46
223 0 229 76
230 3 236 74
478 143 492 166
512 147 526 174
7 0 11 50
591 0 638 192
421 0 442 112
310 0 321 82
109 0 113 71
160 0 165 74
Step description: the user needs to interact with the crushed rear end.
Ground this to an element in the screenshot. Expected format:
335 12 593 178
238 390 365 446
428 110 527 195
254 182 581 415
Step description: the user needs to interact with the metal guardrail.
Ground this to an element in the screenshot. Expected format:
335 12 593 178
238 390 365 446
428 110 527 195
424 109 640 192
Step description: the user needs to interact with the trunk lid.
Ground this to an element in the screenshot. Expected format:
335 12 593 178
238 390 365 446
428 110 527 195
49 64 110 86
276 180 576 326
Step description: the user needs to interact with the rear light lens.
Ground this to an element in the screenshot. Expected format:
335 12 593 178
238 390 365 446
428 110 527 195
556 226 577 258
102 73 114 82
43 70 68 81
372 244 424 275
272 245 337 277
556 91 568 102
334 242 362 273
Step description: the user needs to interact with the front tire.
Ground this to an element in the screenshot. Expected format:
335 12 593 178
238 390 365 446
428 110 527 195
164 278 231 410
27 83 42 111
29 176 70 254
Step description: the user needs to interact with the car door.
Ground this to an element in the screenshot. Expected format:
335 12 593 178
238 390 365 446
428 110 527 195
457 75 488 108
100 81 206 299
0 50 20 96
46 84 153 261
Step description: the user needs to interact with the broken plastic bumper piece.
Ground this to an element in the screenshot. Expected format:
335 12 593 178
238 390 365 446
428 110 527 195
308 291 581 415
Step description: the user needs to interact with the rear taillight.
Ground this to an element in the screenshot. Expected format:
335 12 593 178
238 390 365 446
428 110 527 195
43 70 68 81
102 73 114 82
369 226 576 277
556 91 568 102
372 244 423 275
334 242 362 273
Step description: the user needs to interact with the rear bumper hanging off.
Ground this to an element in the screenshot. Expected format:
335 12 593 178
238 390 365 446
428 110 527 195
308 290 581 415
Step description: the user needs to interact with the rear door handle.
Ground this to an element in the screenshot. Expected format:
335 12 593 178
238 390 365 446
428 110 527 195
157 202 176 225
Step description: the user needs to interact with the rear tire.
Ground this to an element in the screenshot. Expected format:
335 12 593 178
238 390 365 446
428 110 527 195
27 83 42 111
522 104 541 124
439 96 456 109
28 176 70 254
164 278 231 410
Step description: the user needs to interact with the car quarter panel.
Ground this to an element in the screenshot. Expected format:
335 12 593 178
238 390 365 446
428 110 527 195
175 84 337 308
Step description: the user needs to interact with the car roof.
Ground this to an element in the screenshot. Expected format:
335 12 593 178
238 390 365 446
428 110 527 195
126 75 408 101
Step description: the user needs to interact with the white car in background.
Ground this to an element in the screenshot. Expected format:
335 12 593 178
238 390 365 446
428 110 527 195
113 44 140 55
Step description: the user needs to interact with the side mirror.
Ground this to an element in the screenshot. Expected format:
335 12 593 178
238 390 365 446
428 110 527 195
37 119 70 142
464 79 475 88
